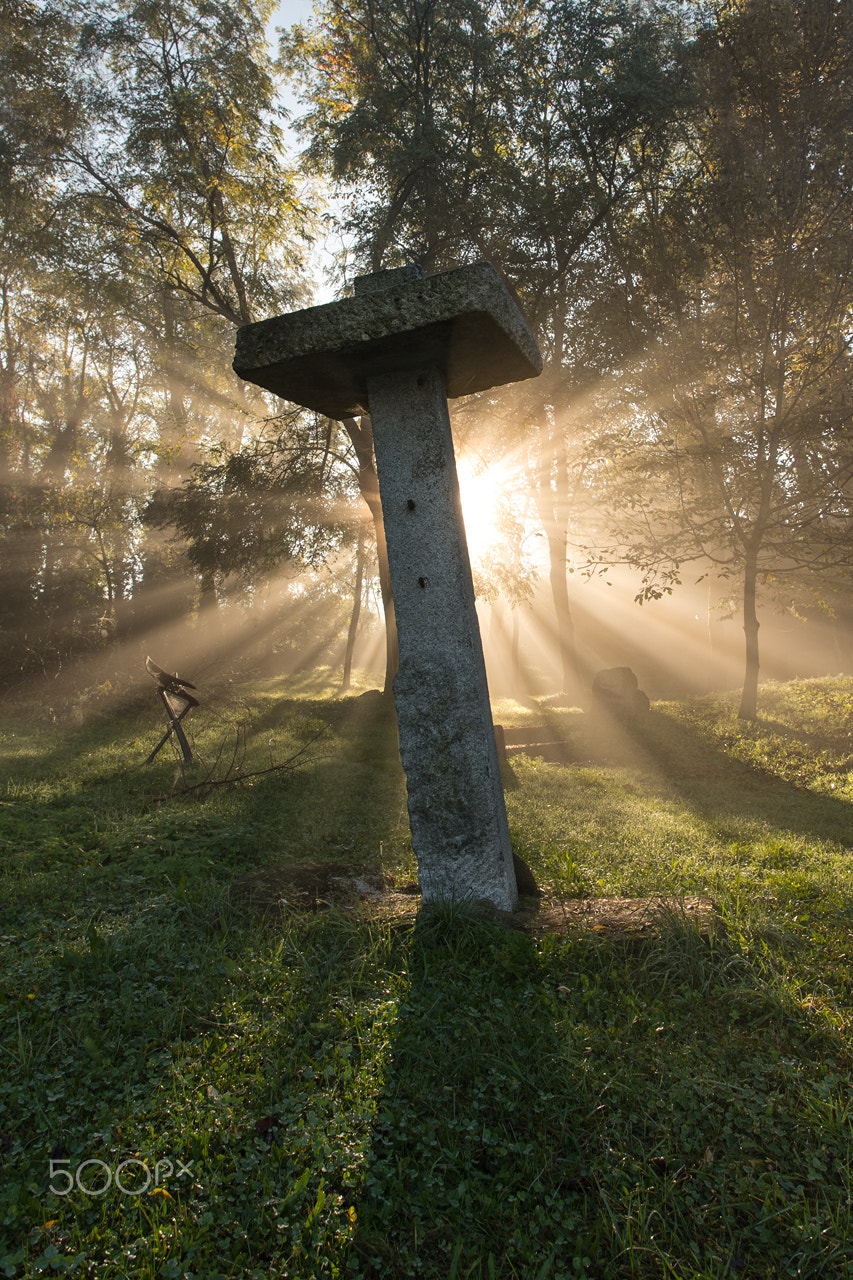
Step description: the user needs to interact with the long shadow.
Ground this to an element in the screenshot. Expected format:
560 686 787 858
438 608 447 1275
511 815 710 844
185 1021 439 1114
5 693 853 1277
339 906 853 1278
344 909 587 1276
1 688 408 899
2 693 417 1275
8 877 852 1276
609 708 853 853
512 705 853 855
1 876 282 1265
221 689 408 869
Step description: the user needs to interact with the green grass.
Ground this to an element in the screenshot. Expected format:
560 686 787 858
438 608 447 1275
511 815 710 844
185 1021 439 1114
1 672 853 1278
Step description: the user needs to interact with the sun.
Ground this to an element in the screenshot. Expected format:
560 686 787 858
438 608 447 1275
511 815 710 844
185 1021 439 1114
456 457 504 560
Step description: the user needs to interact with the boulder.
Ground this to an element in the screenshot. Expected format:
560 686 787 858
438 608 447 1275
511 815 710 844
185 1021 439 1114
592 667 650 718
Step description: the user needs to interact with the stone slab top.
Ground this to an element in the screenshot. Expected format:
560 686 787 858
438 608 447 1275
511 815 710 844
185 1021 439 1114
232 261 543 419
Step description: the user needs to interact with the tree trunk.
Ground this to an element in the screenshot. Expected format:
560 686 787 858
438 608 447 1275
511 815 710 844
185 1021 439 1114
548 534 577 695
534 409 577 696
342 416 399 693
196 569 223 666
738 554 761 720
162 291 188 445
341 530 366 693
96 528 115 605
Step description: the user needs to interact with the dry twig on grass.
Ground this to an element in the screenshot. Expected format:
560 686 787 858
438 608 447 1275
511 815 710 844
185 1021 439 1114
149 719 335 803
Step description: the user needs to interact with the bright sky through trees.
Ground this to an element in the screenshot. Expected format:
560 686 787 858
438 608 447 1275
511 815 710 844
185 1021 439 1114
272 0 313 25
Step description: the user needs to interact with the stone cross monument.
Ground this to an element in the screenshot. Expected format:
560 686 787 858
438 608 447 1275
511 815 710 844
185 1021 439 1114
233 262 542 911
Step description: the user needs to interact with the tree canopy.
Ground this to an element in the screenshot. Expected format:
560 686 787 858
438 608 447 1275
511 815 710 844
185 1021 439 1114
2 0 852 712
590 0 853 716
0 0 330 682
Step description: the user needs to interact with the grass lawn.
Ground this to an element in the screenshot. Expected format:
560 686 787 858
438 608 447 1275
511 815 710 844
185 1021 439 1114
1 671 852 1278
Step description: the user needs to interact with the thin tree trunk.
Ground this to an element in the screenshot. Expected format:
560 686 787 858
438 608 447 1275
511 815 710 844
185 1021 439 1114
738 553 761 720
548 535 577 694
511 607 521 694
95 528 114 605
342 415 399 693
196 569 223 666
534 411 577 697
341 530 366 693
161 290 188 446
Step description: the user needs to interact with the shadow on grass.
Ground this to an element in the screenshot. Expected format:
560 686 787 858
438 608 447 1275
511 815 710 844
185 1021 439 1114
132 689 408 876
4 885 853 1278
343 909 853 1280
527 706 853 855
0 690 409 918
219 690 409 872
4 687 853 1275
344 908 586 1278
0 879 268 1273
620 709 853 854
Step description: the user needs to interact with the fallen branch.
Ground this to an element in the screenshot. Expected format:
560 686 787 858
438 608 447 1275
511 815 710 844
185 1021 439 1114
149 719 335 803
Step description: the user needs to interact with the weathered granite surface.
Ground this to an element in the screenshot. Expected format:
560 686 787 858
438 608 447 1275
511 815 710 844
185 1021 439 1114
232 261 542 419
233 261 542 912
367 363 518 909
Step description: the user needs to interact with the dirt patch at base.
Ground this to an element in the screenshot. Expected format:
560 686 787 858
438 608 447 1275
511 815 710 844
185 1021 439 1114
229 862 406 915
230 863 718 940
521 894 718 939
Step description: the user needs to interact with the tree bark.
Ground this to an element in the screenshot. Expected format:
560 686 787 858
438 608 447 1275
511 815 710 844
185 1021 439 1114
738 552 761 720
342 416 399 693
341 529 366 693
534 415 577 696
548 535 577 695
511 607 521 695
196 568 223 666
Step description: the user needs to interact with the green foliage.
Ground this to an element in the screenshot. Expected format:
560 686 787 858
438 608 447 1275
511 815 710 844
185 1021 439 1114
284 0 699 700
1 676 853 1276
146 416 357 594
283 0 506 273
76 0 311 325
0 0 323 684
590 0 853 717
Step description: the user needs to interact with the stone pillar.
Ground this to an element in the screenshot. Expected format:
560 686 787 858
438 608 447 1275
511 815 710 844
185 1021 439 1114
366 362 515 907
232 260 542 911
